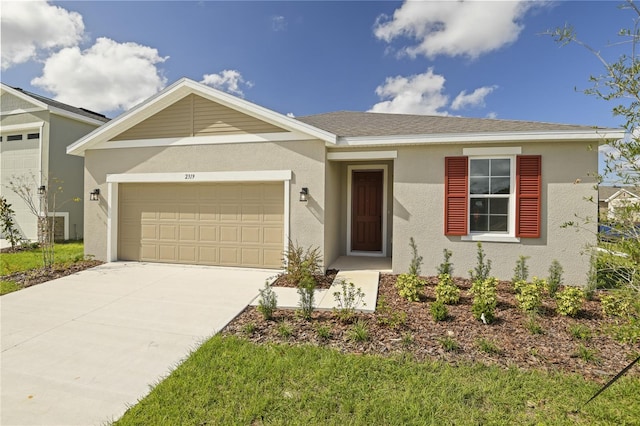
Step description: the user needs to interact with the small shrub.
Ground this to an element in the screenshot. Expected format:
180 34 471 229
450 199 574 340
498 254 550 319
283 240 322 285
401 332 415 348
476 338 501 354
547 260 564 296
376 296 407 329
512 255 529 283
257 281 278 320
469 242 492 283
435 273 460 305
242 322 256 335
437 336 460 352
556 287 585 317
568 323 592 341
601 291 632 317
333 279 366 323
524 314 544 335
576 344 600 363
437 248 454 276
515 277 546 314
430 300 448 322
0 196 22 250
607 318 640 344
315 324 332 340
408 237 424 276
347 320 370 342
277 321 293 338
297 266 316 320
395 273 425 302
470 277 498 324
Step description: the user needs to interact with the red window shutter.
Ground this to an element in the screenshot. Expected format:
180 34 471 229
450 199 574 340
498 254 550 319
444 156 468 235
516 155 541 238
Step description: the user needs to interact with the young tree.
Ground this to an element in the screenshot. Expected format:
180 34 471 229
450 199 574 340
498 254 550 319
0 196 22 251
6 173 80 267
546 0 640 294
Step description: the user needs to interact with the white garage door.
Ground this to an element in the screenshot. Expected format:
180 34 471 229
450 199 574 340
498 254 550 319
118 182 284 268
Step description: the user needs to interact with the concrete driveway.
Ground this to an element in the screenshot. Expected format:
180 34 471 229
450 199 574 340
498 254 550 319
1 262 274 426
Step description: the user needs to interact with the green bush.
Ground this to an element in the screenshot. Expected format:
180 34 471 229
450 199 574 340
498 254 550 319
296 266 316 320
430 300 448 322
333 280 366 324
470 277 498 324
437 336 459 352
568 324 592 341
395 273 425 302
524 314 544 335
283 240 322 285
469 242 492 283
555 287 585 317
512 255 529 283
437 249 454 276
601 291 632 317
257 281 278 320
347 320 370 342
476 338 501 354
547 260 564 296
435 273 460 304
515 277 546 314
408 237 424 276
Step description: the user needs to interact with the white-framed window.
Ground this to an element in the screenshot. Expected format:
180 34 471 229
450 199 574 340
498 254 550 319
468 157 514 235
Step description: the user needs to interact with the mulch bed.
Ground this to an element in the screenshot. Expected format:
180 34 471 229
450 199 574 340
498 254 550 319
2 260 104 288
223 274 640 382
271 269 338 289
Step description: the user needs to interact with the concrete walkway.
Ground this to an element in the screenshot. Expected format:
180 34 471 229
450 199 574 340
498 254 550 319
250 256 390 313
1 262 274 426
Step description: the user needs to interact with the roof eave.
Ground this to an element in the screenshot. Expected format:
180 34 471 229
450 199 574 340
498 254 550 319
336 129 626 147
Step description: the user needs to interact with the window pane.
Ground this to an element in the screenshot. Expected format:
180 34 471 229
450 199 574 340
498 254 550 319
27 133 40 139
491 159 510 176
470 177 489 194
489 215 508 232
490 177 510 194
489 198 509 215
470 159 489 177
470 199 488 232
7 134 22 141
470 214 488 232
470 199 488 214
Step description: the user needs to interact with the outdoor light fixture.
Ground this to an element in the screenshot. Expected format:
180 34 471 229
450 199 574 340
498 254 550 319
299 187 309 202
37 185 46 196
89 189 100 201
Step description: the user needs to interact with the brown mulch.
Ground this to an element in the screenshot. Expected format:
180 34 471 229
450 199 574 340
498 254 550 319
223 274 640 382
271 269 338 289
2 260 104 289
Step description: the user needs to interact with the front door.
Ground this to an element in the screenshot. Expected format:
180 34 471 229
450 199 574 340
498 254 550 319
351 170 383 252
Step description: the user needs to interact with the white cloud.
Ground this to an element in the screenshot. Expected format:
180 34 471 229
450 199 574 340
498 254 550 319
1 0 85 69
272 15 287 31
486 112 498 119
374 0 537 59
31 37 168 113
451 85 497 110
369 68 450 115
201 70 252 97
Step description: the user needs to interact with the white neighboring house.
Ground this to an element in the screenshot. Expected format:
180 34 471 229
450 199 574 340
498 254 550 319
599 186 640 223
1 83 109 242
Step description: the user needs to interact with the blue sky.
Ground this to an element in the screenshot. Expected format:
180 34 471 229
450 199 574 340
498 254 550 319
1 0 633 132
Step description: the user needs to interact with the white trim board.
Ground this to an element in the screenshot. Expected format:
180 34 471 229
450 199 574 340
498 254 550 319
0 121 45 133
327 151 397 161
346 164 388 257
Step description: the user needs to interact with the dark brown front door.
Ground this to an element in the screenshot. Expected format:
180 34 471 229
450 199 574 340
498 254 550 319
351 170 383 252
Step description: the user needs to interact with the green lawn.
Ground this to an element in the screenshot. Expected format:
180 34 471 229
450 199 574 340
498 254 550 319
115 335 640 425
0 242 85 295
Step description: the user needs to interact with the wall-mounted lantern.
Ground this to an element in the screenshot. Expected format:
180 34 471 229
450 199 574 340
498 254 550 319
299 187 309 202
37 185 46 196
89 189 100 201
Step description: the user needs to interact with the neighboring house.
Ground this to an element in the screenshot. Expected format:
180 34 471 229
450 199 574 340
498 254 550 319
1 83 109 242
68 78 624 283
598 186 640 223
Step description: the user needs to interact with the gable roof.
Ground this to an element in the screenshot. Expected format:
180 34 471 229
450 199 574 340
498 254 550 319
67 78 336 156
599 186 640 202
297 111 624 145
1 83 109 125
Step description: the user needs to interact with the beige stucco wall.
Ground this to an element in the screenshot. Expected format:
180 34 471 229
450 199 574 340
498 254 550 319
83 140 327 264
391 141 597 284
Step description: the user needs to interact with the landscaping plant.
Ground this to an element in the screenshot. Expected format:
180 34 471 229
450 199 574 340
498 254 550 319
437 248 453 276
283 240 322 285
430 300 448 322
0 196 22 251
470 277 498 324
408 237 423 276
512 255 529 283
514 277 546 314
332 279 366 324
555 287 585 317
257 281 278 320
435 273 460 305
375 296 407 329
297 264 316 320
546 260 564 296
469 242 492 283
395 273 425 302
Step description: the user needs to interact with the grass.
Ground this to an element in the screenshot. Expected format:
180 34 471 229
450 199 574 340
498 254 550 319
0 242 85 295
114 335 640 425
0 242 85 275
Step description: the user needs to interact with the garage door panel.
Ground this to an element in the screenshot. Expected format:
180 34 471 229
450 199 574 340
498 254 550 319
119 182 283 268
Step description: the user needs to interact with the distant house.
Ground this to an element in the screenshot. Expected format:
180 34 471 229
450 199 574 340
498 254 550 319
599 186 640 223
1 83 109 242
68 78 624 283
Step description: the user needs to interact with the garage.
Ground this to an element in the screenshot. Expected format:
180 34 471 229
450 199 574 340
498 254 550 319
118 182 284 268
